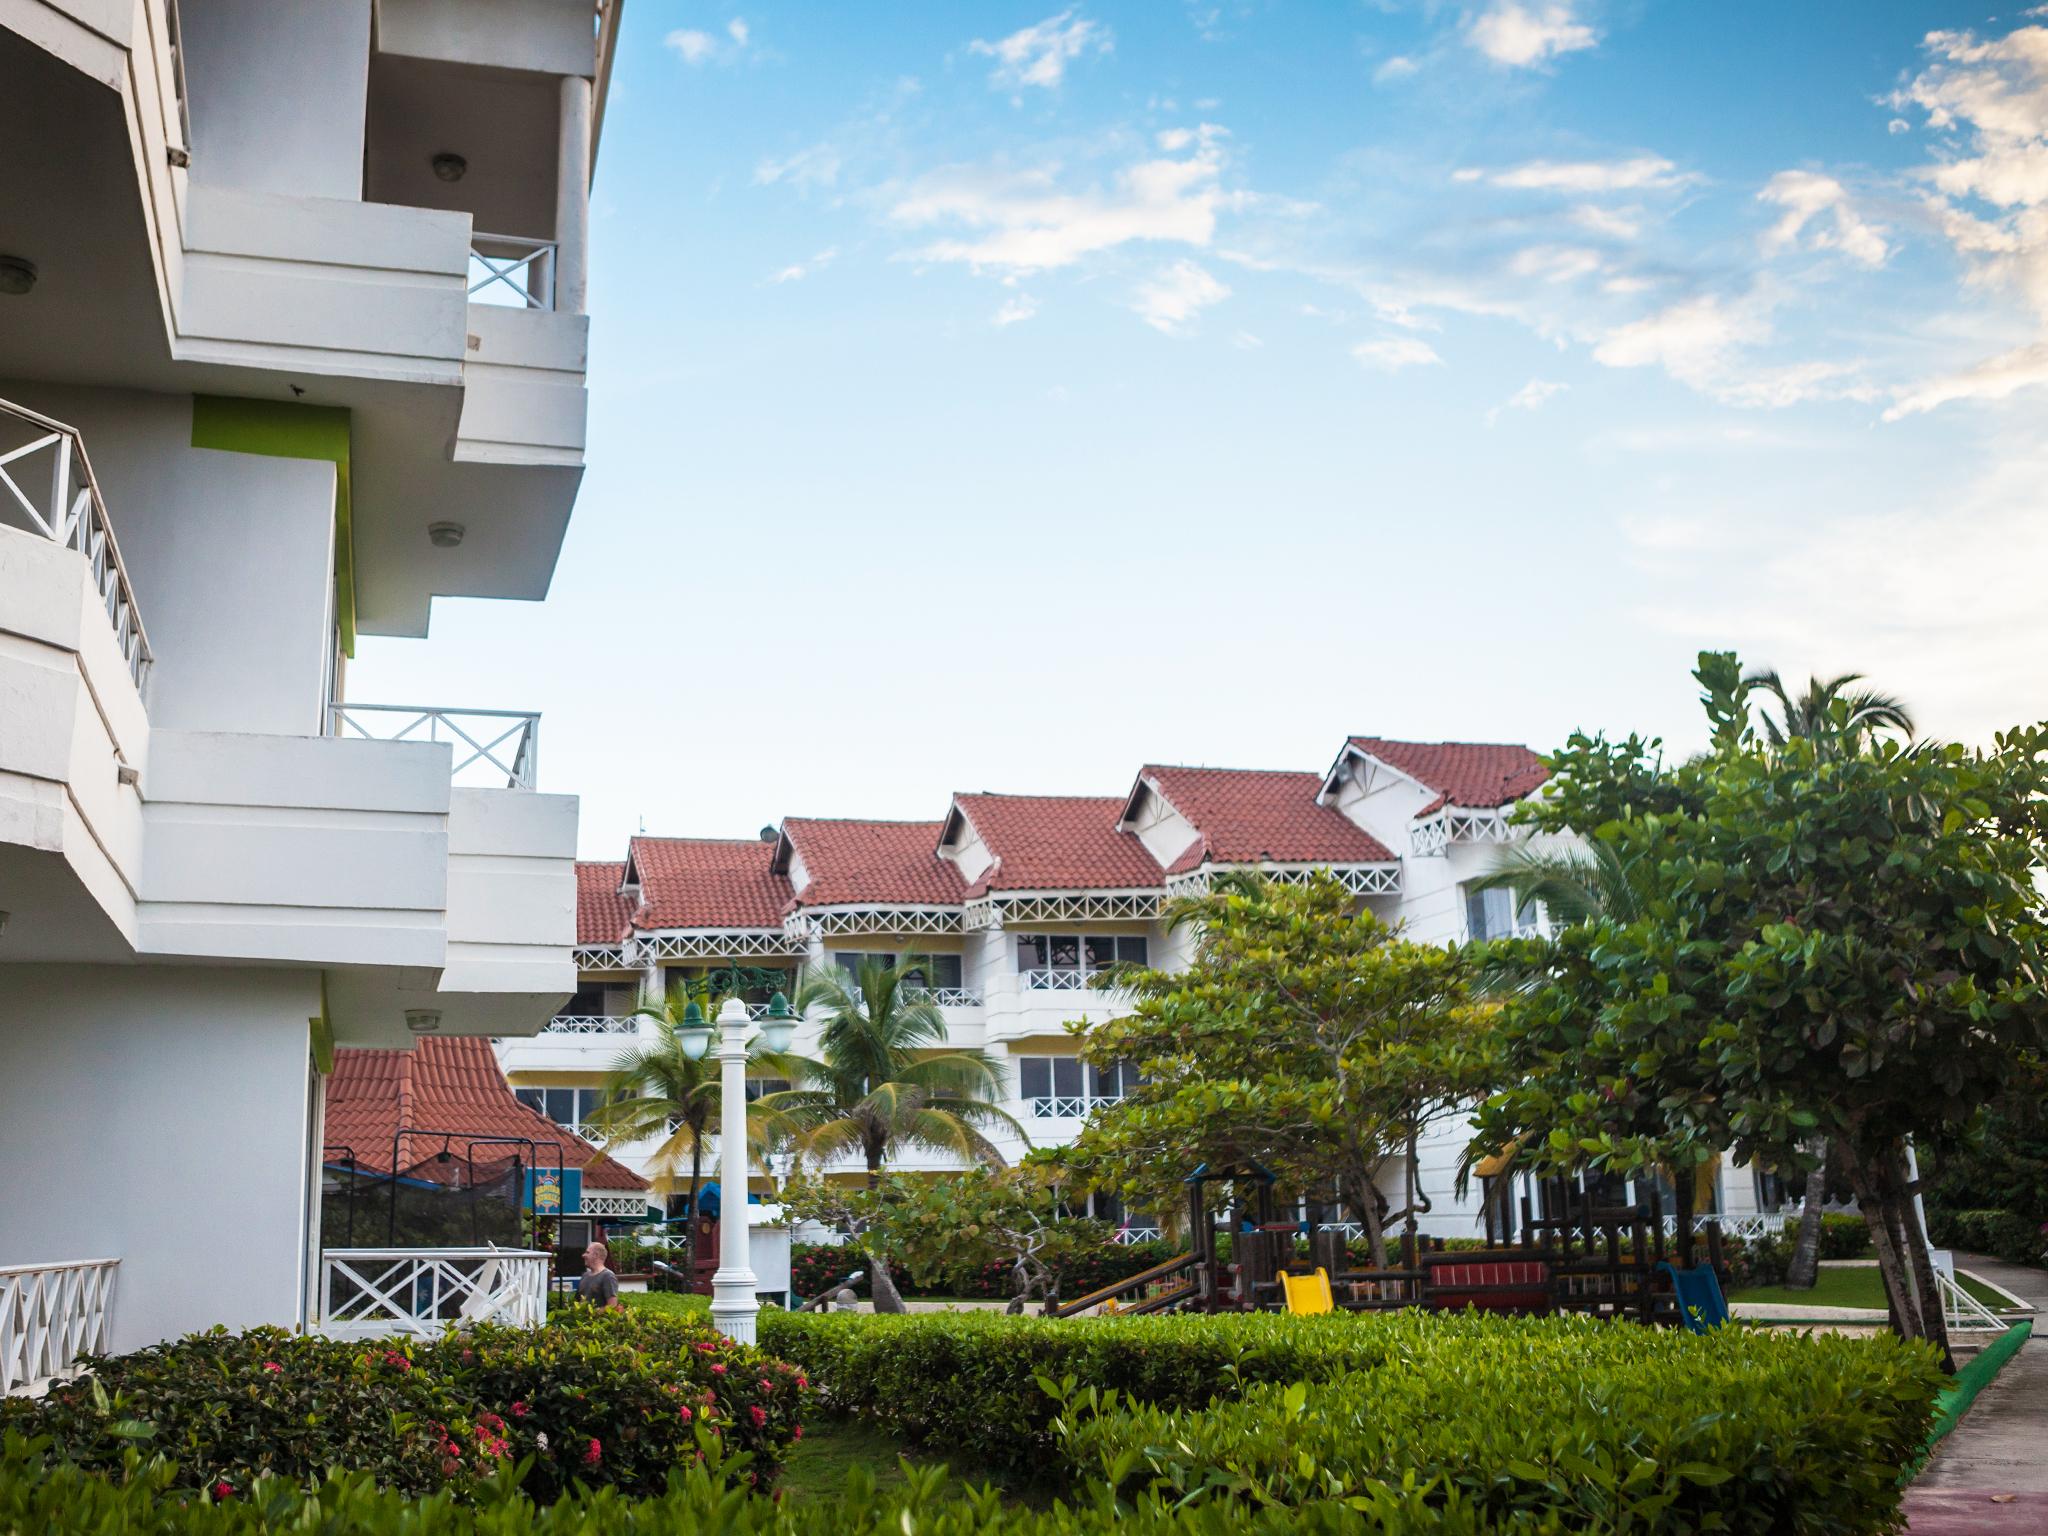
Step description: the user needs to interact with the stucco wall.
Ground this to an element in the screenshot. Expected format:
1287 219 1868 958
0 966 317 1351
180 0 373 202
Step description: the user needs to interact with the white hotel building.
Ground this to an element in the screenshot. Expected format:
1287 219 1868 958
506 740 1794 1242
1 0 617 1379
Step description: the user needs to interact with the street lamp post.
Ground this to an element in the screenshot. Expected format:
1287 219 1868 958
678 993 795 1345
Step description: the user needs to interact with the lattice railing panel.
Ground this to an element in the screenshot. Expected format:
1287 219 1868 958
629 931 810 962
904 986 984 1007
543 1015 639 1035
1410 813 1451 857
574 945 632 971
0 1259 118 1398
1027 1095 1089 1119
1445 808 1514 844
318 1249 549 1340
470 234 557 310
965 892 1163 930
1165 864 1401 899
579 1194 652 1220
786 906 964 939
330 704 539 789
1110 1227 1164 1245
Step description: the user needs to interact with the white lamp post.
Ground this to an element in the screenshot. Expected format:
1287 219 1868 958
676 992 795 1344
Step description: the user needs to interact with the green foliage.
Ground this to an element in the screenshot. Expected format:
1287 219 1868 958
1924 1208 2047 1266
1924 1056 2048 1233
1058 1319 1941 1534
0 1310 803 1502
1072 875 1494 1257
1817 1213 1873 1261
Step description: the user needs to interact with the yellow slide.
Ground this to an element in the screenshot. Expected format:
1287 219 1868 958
1281 1266 1334 1315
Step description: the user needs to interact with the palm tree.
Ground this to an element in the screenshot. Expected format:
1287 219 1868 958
584 983 773 1281
1468 837 1647 930
764 954 1025 1312
1743 670 1915 756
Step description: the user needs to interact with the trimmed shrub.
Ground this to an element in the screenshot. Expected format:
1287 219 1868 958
1926 1207 2047 1266
0 1309 803 1502
1722 1227 1794 1289
1059 1319 1940 1534
1817 1213 1873 1260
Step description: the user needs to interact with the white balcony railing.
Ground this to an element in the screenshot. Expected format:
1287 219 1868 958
1 1259 118 1397
903 986 984 1007
0 399 153 692
1021 968 1100 991
1026 1094 1126 1119
1110 1227 1164 1245
317 1248 550 1340
543 1014 640 1035
329 704 539 789
469 234 557 310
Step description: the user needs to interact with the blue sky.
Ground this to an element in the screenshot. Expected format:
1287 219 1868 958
352 3 2048 856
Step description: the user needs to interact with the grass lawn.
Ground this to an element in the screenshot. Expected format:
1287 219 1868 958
1729 1267 2020 1312
776 1419 1047 1507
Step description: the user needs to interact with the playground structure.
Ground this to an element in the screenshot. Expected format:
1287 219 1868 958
1054 1162 1728 1327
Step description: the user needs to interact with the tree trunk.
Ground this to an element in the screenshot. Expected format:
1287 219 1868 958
1784 1140 1829 1291
1842 1138 1930 1347
1892 1144 1955 1374
684 1141 703 1285
864 1145 908 1314
1356 1169 1389 1270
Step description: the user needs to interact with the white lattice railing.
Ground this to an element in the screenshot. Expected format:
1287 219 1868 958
0 400 153 693
1021 968 1095 991
1027 1094 1125 1119
317 1248 550 1340
544 1014 640 1035
469 234 557 310
903 986 984 1007
1110 1227 1163 1245
1 1259 118 1397
330 704 539 789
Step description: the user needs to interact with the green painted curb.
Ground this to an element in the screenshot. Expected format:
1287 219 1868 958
1910 1318 2032 1478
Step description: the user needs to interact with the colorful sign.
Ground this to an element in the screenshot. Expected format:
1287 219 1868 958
534 1170 562 1214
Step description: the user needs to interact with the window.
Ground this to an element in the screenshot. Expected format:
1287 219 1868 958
1019 1056 1138 1116
1464 887 1538 942
832 952 965 990
833 951 895 979
1018 934 1148 987
515 1086 608 1131
565 985 608 1015
744 1077 792 1102
1755 1167 1787 1211
1089 1060 1143 1101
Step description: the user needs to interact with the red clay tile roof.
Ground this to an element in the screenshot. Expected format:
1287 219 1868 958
1345 738 1549 813
1138 766 1397 874
779 819 966 908
576 861 632 945
325 1036 647 1191
949 794 1163 894
626 836 791 930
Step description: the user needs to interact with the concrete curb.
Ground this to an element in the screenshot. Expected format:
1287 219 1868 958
1913 1319 2034 1476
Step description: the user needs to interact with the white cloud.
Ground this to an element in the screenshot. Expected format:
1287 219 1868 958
1594 293 1769 388
969 10 1112 93
1232 330 1264 349
1883 340 2048 419
1887 117 1911 134
1133 260 1230 334
754 143 844 188
1471 156 1687 193
890 124 1231 273
1467 2 1599 69
1509 244 1604 283
1352 336 1443 370
1374 55 1420 84
1570 203 1643 239
1486 377 1569 425
993 293 1040 326
667 18 754 67
768 247 838 284
1758 170 1889 268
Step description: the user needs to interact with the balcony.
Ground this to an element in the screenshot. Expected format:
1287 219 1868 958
1021 968 1109 992
903 985 984 1007
543 1013 640 1035
470 234 558 310
1026 1093 1126 1120
330 703 540 789
1 1259 118 1397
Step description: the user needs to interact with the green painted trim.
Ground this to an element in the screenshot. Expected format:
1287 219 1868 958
191 396 356 656
309 1012 335 1077
1909 1319 2032 1480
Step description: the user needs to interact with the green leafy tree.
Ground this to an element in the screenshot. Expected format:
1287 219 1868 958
1071 874 1495 1268
765 955 1024 1313
1480 652 2048 1365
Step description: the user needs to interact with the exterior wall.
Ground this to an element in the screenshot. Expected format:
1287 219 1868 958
374 0 597 79
1122 785 1200 870
181 0 373 201
0 965 318 1352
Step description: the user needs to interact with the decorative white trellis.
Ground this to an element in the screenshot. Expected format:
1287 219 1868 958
785 905 965 939
1411 807 1515 856
628 930 809 962
1111 1227 1165 1246
1164 863 1402 900
0 1258 118 1398
579 1194 653 1220
964 891 1163 931
574 944 632 971
469 234 558 309
903 986 983 1008
1410 813 1451 858
542 1014 639 1035
0 399 153 693
329 704 540 789
317 1248 550 1340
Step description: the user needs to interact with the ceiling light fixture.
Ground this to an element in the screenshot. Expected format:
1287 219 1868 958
0 256 37 297
405 1009 442 1034
430 152 468 183
428 521 465 548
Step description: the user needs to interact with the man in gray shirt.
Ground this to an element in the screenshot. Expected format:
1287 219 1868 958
576 1240 621 1308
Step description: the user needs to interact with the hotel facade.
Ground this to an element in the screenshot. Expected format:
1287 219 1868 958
1 0 619 1381
502 738 1796 1243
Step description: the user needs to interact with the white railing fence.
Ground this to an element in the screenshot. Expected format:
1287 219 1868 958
0 400 153 692
317 1248 550 1340
1021 968 1095 991
543 1014 641 1035
1110 1227 1164 1246
469 235 557 310
902 986 984 1007
329 704 540 789
1 1259 118 1397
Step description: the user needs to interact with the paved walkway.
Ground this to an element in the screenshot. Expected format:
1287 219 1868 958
1905 1254 2048 1535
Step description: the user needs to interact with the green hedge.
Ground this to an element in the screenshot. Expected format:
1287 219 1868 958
0 1309 802 1502
1059 1318 1941 1534
1926 1207 2047 1266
